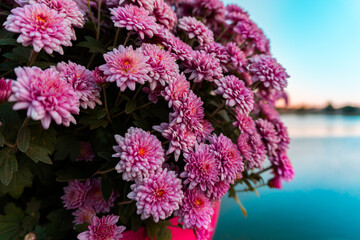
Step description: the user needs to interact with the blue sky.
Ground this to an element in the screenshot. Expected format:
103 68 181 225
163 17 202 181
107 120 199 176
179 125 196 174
224 0 360 107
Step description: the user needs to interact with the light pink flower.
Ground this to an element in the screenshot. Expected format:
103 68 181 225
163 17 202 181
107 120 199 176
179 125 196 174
161 73 191 108
153 0 177 29
4 3 73 54
77 215 126 240
225 42 247 72
72 206 96 225
54 61 102 109
178 16 214 46
159 28 194 61
9 67 79 129
130 0 156 13
85 177 117 213
99 45 151 91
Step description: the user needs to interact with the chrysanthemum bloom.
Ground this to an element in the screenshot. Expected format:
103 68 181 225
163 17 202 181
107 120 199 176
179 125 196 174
29 0 84 28
178 16 214 46
256 118 280 156
76 142 95 162
113 127 165 181
55 61 102 109
206 180 230 201
4 3 73 54
72 206 96 225
141 43 179 89
200 42 229 71
270 150 294 182
214 75 254 115
77 215 126 240
181 143 219 191
249 54 289 91
159 28 194 61
183 51 223 83
237 132 266 169
195 225 214 240
225 42 247 72
196 119 214 142
143 85 163 103
258 101 280 120
15 0 30 6
131 0 156 13
85 177 117 213
0 78 12 103
268 174 282 189
153 122 197 161
127 169 184 222
272 119 290 151
9 67 79 129
161 73 190 108
192 0 225 23
99 45 151 91
110 4 160 39
92 67 107 86
233 113 256 135
208 133 244 183
153 0 177 29
176 189 214 229
61 179 91 210
225 4 249 23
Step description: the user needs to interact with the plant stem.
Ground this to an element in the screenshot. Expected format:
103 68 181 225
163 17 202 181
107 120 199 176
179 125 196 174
92 167 115 177
123 30 132 46
28 50 38 66
86 53 96 68
96 0 102 40
134 101 152 111
4 140 16 149
111 110 125 118
102 86 112 123
87 0 97 33
250 80 261 90
210 102 225 117
117 200 134 205
215 24 231 42
113 28 121 48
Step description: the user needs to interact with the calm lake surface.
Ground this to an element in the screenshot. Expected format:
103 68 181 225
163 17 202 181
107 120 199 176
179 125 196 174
213 114 360 240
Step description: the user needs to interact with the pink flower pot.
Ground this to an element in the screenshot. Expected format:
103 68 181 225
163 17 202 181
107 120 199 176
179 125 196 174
121 202 221 240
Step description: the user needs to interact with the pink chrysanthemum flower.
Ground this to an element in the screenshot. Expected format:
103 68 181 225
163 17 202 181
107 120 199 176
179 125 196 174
196 119 214 142
161 73 190 108
225 42 247 72
54 61 102 109
76 142 95 162
225 4 249 22
178 16 214 46
143 84 164 103
99 45 151 91
153 0 177 29
181 143 219 191
113 127 165 181
153 122 197 161
159 28 194 61
61 179 91 210
4 3 73 54
72 206 96 225
270 150 294 182
209 133 244 183
183 51 223 83
77 215 126 240
86 177 117 213
233 113 256 135
92 67 107 86
206 180 230 201
29 0 84 28
214 75 254 115
200 42 229 71
249 54 289 91
128 169 184 222
9 67 79 129
110 4 160 39
256 118 280 156
131 0 156 13
176 189 214 230
196 225 214 240
259 101 280 120
272 119 290 151
141 43 179 89
0 78 12 103
237 132 266 169
192 0 225 23
15 0 30 6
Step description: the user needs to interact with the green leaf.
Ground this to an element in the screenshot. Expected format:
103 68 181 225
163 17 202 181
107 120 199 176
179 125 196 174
76 36 106 53
157 226 172 240
45 209 73 239
97 152 113 161
101 175 113 202
96 108 108 119
17 126 31 153
0 148 18 186
0 103 22 140
3 46 31 63
131 214 143 232
0 132 4 147
0 38 18 46
0 29 15 39
0 203 24 240
29 126 56 154
119 202 136 226
0 158 34 198
33 62 54 69
54 135 81 161
25 144 52 165
125 100 136 114
25 198 41 215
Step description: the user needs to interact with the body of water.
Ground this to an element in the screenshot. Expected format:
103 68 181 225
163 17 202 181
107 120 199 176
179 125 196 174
213 114 360 240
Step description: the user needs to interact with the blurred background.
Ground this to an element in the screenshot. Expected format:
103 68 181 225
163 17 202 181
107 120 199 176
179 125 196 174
214 0 360 239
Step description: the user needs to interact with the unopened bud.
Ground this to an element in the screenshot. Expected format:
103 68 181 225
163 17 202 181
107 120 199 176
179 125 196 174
24 232 36 240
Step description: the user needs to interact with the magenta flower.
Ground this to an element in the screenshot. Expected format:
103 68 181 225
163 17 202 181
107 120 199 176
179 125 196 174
92 67 107 86
200 42 229 71
249 54 289 91
127 169 184 222
237 132 266 169
61 179 91 210
161 73 190 108
4 3 73 54
209 133 244 183
214 75 254 115
72 206 96 225
110 4 160 39
256 118 280 155
181 143 220 191
0 78 11 103
77 215 126 240
85 177 117 213
178 16 214 46
9 67 79 129
225 4 249 23
100 45 151 91
233 113 256 135
130 0 156 13
141 43 179 89
176 189 214 230
270 150 294 182
225 42 247 72
159 28 194 61
76 142 95 162
206 181 230 201
272 119 290 151
54 61 102 109
192 0 225 23
30 0 85 28
153 0 177 30
183 51 223 83
113 127 165 181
